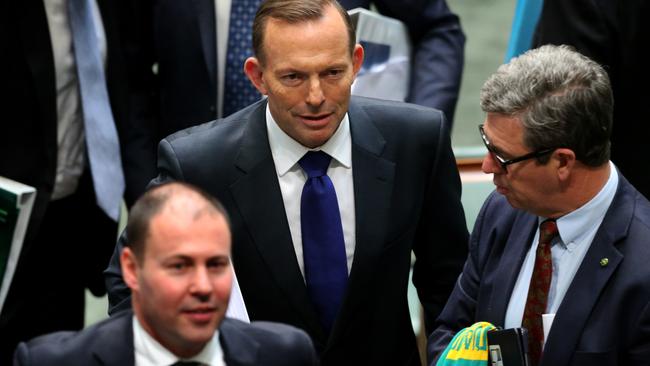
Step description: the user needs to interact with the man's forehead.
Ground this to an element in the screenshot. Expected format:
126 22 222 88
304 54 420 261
484 114 526 148
157 250 230 262
145 208 229 248
485 113 523 132
263 4 345 37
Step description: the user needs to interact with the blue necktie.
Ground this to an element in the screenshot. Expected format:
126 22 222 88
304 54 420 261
223 0 262 117
68 0 124 221
299 151 348 333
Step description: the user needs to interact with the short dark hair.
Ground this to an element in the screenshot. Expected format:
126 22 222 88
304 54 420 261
252 0 356 64
480 45 613 167
125 182 230 261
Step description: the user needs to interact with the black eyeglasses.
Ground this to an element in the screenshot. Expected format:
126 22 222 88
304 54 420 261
478 124 555 172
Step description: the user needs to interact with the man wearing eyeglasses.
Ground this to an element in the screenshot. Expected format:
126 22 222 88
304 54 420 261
428 44 650 366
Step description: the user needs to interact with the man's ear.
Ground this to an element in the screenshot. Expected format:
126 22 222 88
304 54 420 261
244 57 268 95
554 148 576 181
121 247 140 292
351 43 364 76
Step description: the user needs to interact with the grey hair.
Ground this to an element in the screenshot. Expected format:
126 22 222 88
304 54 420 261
480 44 613 166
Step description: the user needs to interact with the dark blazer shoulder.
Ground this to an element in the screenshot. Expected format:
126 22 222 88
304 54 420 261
348 96 448 150
350 96 445 123
156 100 267 184
220 318 317 366
14 311 134 366
163 99 265 150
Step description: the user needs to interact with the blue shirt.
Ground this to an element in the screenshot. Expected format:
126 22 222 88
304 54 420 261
504 162 619 328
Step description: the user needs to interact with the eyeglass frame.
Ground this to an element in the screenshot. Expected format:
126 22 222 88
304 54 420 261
478 124 556 172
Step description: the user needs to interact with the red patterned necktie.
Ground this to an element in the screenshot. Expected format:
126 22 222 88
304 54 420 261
522 219 558 365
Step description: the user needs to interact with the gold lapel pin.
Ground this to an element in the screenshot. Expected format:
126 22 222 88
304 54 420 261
599 258 609 267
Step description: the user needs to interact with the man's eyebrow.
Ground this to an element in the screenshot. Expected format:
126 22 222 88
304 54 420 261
483 130 505 155
488 143 506 156
163 254 192 262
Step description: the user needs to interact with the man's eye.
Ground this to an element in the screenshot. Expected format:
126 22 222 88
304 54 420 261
169 262 187 271
489 148 508 160
208 259 229 271
280 73 303 86
282 73 300 81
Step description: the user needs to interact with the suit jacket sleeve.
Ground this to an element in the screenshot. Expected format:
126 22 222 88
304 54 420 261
411 113 470 334
373 0 465 125
426 192 499 364
105 138 180 315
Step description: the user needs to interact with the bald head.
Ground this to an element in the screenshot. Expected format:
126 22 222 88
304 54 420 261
126 182 230 262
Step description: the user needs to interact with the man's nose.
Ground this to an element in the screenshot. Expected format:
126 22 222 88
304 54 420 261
306 76 325 106
481 152 503 174
190 267 213 300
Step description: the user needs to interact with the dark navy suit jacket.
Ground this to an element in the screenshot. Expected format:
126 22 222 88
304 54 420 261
14 311 317 366
428 172 650 365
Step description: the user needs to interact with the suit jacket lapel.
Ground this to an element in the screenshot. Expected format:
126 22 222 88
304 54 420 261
482 213 537 325
541 176 631 366
228 103 324 340
192 0 216 87
327 101 395 346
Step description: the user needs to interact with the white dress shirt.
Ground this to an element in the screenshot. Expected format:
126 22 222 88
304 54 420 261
214 0 231 118
266 105 356 277
43 0 106 200
133 316 225 366
504 161 619 329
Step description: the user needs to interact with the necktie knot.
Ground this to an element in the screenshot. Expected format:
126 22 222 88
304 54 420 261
299 151 332 178
170 361 202 366
539 219 558 247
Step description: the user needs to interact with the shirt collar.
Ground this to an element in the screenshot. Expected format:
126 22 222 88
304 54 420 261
133 315 222 366
540 161 619 250
266 104 352 176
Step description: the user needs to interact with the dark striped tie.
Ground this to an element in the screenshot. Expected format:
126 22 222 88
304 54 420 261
522 219 558 365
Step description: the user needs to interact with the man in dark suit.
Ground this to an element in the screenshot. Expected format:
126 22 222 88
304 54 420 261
146 0 465 141
532 0 650 200
0 0 156 363
428 45 650 365
15 182 317 365
106 0 469 364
